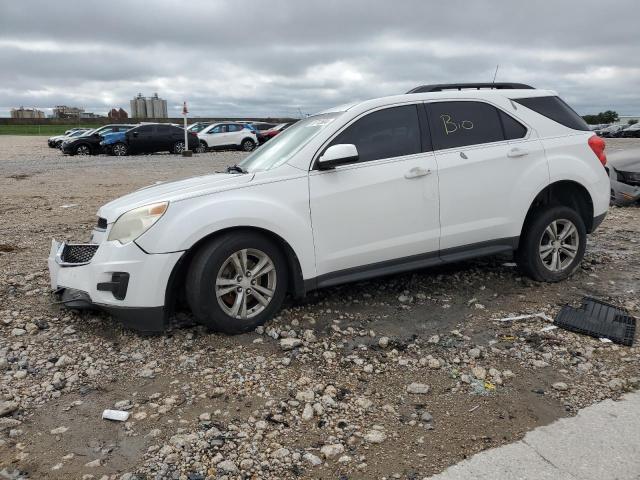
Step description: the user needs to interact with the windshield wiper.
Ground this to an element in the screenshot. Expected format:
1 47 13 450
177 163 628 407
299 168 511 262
226 164 247 174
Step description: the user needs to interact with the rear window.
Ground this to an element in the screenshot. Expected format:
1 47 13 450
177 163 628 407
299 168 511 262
513 96 590 131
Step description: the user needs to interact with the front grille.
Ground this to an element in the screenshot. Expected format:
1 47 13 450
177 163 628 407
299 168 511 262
97 217 108 230
61 244 99 264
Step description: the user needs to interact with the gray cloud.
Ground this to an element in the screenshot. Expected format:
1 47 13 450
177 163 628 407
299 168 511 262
1 0 639 118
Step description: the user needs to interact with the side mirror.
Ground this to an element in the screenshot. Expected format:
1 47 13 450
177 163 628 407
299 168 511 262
318 144 359 170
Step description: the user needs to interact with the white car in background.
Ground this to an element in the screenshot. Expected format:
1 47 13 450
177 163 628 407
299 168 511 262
48 82 609 334
196 122 258 152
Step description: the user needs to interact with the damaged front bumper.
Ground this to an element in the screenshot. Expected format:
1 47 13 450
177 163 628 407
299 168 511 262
48 236 183 333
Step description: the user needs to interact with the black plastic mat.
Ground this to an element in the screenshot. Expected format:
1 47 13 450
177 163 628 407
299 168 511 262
555 297 636 346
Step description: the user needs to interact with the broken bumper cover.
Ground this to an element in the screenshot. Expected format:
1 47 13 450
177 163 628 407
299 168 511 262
48 239 183 333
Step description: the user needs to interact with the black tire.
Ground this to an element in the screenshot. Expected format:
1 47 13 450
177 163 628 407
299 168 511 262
516 205 586 282
186 232 288 334
112 142 128 156
172 141 185 154
196 141 207 153
240 138 255 152
75 144 91 156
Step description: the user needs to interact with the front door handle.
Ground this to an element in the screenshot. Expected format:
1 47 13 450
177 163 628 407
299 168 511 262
507 147 529 158
404 167 432 179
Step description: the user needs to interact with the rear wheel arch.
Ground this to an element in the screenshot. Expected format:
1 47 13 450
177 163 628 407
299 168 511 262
164 226 305 316
521 180 595 238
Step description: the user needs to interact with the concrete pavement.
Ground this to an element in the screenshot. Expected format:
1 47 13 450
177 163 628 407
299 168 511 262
429 391 640 480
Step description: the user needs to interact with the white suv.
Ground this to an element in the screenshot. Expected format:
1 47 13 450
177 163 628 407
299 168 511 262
48 82 610 333
196 122 258 152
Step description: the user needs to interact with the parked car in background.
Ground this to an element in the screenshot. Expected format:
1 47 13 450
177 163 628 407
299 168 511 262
620 123 640 138
48 129 92 148
48 82 609 334
607 148 640 206
260 123 291 142
197 122 258 152
63 127 91 136
102 123 198 156
599 124 625 138
187 122 213 134
61 124 134 155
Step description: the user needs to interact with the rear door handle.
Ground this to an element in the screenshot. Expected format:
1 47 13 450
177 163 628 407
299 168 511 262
404 167 432 179
507 147 529 158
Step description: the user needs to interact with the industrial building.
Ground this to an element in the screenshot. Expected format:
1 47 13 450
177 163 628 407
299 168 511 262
130 93 168 119
11 107 45 119
108 108 129 121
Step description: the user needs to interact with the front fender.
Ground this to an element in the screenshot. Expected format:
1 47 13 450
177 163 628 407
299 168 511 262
135 176 316 279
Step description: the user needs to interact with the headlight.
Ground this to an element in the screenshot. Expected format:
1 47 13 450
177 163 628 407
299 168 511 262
107 202 168 244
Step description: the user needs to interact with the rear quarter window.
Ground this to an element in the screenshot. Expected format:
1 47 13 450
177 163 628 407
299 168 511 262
513 96 590 131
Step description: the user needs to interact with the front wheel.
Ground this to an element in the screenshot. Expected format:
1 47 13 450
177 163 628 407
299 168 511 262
186 232 288 333
516 206 586 282
75 144 91 156
112 143 128 156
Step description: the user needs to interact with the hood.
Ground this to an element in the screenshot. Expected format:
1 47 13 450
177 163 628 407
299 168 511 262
608 148 640 172
98 172 255 222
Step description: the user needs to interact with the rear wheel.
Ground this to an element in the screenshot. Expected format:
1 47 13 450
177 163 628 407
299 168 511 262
516 206 586 282
186 232 288 333
240 138 255 152
172 141 185 154
112 143 128 156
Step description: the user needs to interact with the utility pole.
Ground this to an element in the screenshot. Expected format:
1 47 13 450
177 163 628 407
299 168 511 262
182 101 192 157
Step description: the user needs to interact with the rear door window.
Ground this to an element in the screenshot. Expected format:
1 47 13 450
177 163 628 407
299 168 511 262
327 105 423 163
426 101 504 150
513 96 590 131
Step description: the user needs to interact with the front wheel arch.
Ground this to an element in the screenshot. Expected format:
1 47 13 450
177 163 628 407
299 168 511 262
164 226 305 318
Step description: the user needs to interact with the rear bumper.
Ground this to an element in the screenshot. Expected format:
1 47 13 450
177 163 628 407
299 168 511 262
48 238 183 333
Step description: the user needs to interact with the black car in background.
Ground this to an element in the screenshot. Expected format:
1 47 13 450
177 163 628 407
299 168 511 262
105 123 199 156
61 124 134 155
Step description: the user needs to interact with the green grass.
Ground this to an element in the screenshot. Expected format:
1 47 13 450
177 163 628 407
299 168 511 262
0 124 96 136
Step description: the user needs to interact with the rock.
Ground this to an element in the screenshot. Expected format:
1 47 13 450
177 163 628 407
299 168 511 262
428 358 441 369
62 326 76 335
272 447 290 459
199 412 211 421
532 360 549 368
468 348 481 359
378 337 390 348
217 460 238 473
364 429 386 443
55 355 73 368
138 368 155 379
356 397 373 410
280 338 302 350
471 367 487 380
11 328 26 337
303 452 322 466
428 335 440 344
239 459 254 470
421 411 433 423
320 443 344 458
398 294 412 304
552 382 569 391
296 389 315 403
50 426 68 435
0 401 19 417
406 383 430 394
301 403 314 421
608 378 624 391
85 459 101 467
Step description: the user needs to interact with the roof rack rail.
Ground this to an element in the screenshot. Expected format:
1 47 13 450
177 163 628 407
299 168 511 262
407 82 535 94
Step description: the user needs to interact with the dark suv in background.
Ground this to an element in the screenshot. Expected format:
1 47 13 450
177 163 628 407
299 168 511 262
104 123 199 156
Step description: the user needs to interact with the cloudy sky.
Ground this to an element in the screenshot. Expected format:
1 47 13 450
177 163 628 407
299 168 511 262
1 0 639 118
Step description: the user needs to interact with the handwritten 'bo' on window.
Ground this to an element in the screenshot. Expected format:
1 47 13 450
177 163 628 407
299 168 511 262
440 114 474 135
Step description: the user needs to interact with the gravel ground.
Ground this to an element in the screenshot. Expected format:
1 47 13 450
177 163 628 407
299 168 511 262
0 136 639 480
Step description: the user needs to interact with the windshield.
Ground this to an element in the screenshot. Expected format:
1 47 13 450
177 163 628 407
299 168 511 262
238 113 341 172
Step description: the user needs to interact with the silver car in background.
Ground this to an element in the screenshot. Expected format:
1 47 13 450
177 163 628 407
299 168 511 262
607 148 640 206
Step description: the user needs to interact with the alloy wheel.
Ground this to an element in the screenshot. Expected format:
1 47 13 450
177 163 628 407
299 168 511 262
174 142 185 153
242 140 254 151
76 145 90 155
215 248 276 320
539 219 579 272
113 144 127 156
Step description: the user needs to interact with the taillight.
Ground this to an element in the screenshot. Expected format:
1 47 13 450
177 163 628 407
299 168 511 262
588 135 607 166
